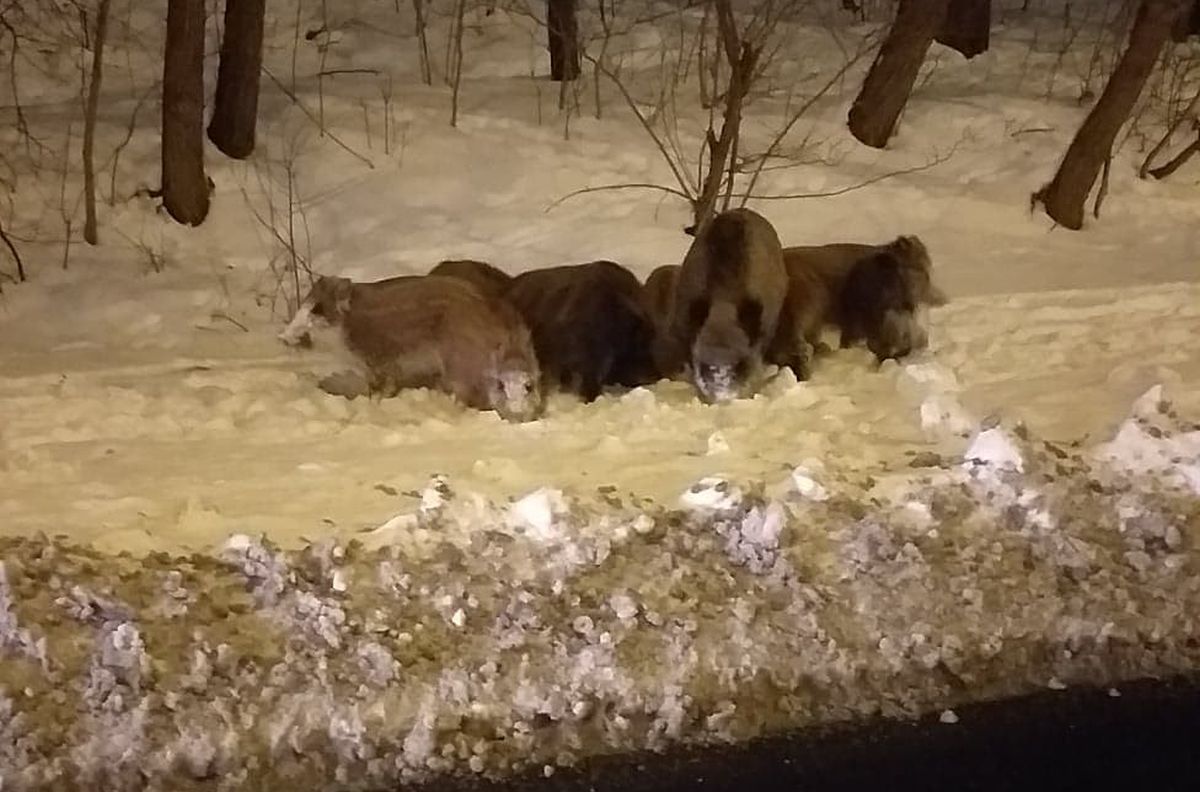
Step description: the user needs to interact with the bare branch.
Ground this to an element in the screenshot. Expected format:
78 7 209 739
741 30 880 207
1140 84 1200 177
1148 127 1200 179
543 181 693 212
0 214 24 282
584 51 697 203
737 143 960 201
260 66 375 168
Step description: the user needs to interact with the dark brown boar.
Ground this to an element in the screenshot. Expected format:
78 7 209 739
667 208 789 403
507 260 659 402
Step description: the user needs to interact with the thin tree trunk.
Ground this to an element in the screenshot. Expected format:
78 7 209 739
936 0 991 59
1034 0 1187 230
83 0 112 245
450 0 465 127
413 0 432 85
208 0 266 159
547 0 581 81
693 0 758 228
848 0 951 148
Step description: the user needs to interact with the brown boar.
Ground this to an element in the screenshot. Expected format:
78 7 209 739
666 208 789 403
279 274 542 421
507 260 659 402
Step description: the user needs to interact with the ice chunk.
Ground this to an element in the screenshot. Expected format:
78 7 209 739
963 427 1024 472
680 477 742 511
791 467 829 501
609 593 638 621
509 487 568 542
1130 384 1167 421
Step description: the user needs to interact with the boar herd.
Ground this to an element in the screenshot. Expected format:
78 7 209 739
278 208 948 422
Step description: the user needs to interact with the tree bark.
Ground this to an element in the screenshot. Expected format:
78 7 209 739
83 0 113 245
848 0 951 149
1171 0 1199 40
547 0 581 81
936 0 991 59
1034 0 1188 230
208 0 266 159
162 0 210 225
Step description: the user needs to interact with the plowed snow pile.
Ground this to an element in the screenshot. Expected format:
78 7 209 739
2 387 1199 790
2 0 1200 789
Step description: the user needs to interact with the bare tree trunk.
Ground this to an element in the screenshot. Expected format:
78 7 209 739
848 0 951 148
208 0 266 159
1034 0 1187 230
83 0 112 245
693 0 758 228
413 0 433 85
162 0 210 225
547 0 581 81
936 0 991 59
450 0 466 127
1171 0 1199 39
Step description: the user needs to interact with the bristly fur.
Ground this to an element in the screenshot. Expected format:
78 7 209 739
668 208 788 402
507 260 658 402
428 259 513 301
281 274 542 421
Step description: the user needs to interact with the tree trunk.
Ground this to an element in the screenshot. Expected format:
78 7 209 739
208 0 266 159
848 0 951 148
162 0 210 225
1034 0 1187 230
83 0 113 245
1171 0 1199 40
936 0 991 59
547 0 581 81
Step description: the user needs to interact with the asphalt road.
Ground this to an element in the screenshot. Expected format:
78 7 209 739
416 675 1200 792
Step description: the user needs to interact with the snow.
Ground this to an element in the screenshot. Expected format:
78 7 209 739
1 0 1199 788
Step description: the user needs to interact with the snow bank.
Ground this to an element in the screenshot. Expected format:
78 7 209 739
1 388 1198 790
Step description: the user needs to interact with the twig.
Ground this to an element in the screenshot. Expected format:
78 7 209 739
211 311 249 332
741 31 879 205
585 52 697 205
1093 152 1111 219
0 215 24 282
261 66 375 168
318 68 382 77
544 182 693 212
1010 126 1055 137
735 145 959 201
106 82 158 205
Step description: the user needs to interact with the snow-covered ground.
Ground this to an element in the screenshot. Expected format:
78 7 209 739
1 0 1199 788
